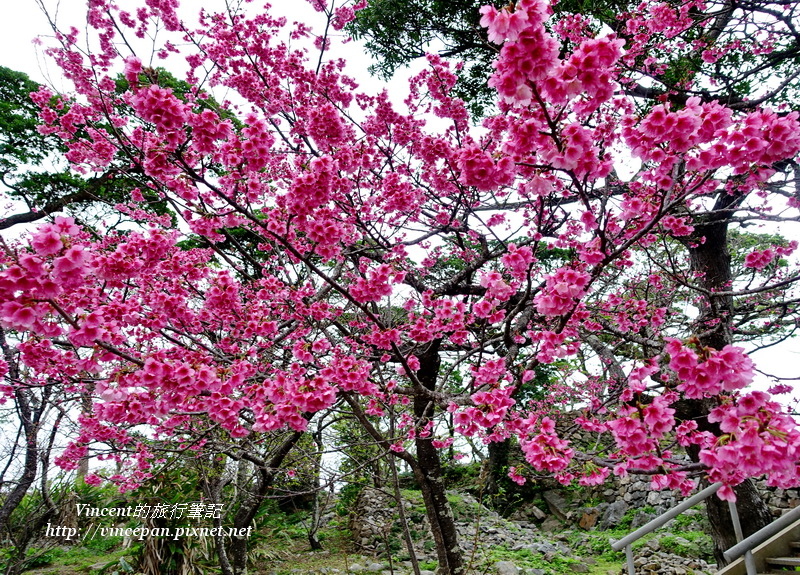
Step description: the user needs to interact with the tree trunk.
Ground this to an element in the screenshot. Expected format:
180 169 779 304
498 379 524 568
228 431 304 575
706 480 774 565
485 439 510 503
0 328 43 530
414 341 464 575
680 195 772 563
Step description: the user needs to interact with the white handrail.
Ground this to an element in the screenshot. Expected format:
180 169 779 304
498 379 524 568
724 504 800 563
611 482 722 551
610 482 758 575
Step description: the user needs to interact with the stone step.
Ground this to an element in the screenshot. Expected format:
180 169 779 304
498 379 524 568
766 556 800 567
788 540 800 551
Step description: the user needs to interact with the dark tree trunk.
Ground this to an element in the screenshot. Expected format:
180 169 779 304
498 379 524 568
706 480 774 565
228 431 304 575
679 194 772 564
0 391 39 528
485 439 510 502
0 329 44 530
414 341 464 575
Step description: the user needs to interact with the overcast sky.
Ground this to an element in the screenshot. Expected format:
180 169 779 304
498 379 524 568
0 1 389 89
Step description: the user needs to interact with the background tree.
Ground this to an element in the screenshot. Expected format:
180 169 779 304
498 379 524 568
350 0 800 117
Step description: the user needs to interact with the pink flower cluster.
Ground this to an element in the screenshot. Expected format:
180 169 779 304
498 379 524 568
702 391 800 498
501 243 534 281
607 390 678 469
287 156 337 216
351 264 405 303
484 0 622 114
457 146 515 191
625 99 800 176
459 385 516 432
130 85 189 148
479 4 529 44
519 417 574 473
666 340 754 398
534 267 591 316
320 355 376 395
744 248 775 270
0 217 94 333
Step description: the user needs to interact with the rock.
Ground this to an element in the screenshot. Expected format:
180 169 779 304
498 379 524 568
543 490 571 521
366 563 385 572
599 500 628 530
494 561 520 575
646 491 663 505
540 516 563 532
570 564 589 573
529 541 559 555
348 564 365 573
528 505 548 521
420 571 436 575
630 511 656 529
578 508 600 530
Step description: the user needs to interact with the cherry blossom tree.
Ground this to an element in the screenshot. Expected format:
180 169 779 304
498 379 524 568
2 0 800 573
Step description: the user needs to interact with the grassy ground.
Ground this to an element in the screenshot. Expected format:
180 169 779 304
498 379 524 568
14 493 714 575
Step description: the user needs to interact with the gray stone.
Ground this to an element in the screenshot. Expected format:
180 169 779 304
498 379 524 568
529 541 559 554
543 490 571 521
540 516 563 532
630 511 655 530
599 500 628 530
494 561 520 575
348 564 365 573
366 563 385 572
570 564 589 573
646 491 664 505
528 505 548 521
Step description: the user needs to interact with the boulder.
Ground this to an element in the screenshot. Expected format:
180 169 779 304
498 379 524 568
578 508 600 530
540 516 563 532
599 500 628 530
543 490 571 521
494 561 520 575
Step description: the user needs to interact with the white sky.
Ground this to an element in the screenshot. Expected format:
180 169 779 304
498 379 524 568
1 2 373 81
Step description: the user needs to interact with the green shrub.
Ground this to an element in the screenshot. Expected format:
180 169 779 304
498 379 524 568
335 483 363 517
658 532 714 559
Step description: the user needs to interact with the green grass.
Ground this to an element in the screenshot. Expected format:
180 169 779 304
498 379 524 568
482 545 585 574
15 546 133 574
18 490 712 575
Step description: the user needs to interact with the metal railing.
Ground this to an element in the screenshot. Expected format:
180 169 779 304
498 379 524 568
724 504 800 564
610 482 757 575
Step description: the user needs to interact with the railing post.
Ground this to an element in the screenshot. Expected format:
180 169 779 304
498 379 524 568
728 499 757 575
625 544 635 575
725 505 800 563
